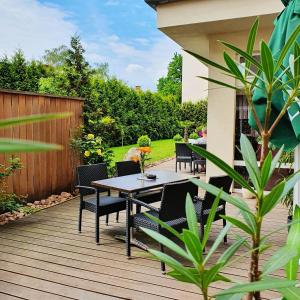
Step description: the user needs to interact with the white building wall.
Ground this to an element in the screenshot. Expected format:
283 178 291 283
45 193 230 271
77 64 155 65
182 51 208 103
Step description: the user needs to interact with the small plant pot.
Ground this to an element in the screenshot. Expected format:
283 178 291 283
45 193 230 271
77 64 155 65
242 188 256 199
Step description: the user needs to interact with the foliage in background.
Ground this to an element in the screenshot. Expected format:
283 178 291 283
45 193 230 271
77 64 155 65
0 157 24 214
189 132 199 139
157 53 182 103
173 134 183 142
0 50 48 92
137 135 151 147
0 36 207 148
70 130 114 172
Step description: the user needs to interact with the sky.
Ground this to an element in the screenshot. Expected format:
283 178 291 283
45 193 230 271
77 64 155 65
0 0 180 91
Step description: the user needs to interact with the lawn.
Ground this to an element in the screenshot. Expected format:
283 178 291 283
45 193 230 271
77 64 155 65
111 139 175 165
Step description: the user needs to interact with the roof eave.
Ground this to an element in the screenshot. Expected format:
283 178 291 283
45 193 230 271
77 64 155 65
145 0 179 10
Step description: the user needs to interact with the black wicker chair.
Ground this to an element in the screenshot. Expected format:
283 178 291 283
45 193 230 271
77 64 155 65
175 143 193 173
192 144 207 174
76 163 126 244
116 161 162 215
128 180 198 272
193 175 232 244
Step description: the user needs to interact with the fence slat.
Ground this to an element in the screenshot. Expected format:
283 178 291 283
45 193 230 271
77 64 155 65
0 90 83 201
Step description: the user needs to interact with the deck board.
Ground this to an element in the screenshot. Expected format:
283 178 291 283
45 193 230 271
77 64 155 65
0 161 298 299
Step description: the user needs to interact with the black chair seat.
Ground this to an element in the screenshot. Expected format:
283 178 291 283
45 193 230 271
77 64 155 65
177 155 193 161
83 196 126 214
194 200 225 223
133 210 187 232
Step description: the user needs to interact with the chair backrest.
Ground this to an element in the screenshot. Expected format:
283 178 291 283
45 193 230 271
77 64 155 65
193 144 206 160
175 143 193 157
116 160 141 177
202 176 232 210
76 163 108 195
159 180 198 222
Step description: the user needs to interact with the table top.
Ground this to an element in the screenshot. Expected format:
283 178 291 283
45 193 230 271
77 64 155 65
92 170 196 193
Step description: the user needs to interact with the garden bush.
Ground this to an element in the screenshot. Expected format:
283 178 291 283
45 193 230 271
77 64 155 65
173 134 183 142
137 135 151 147
189 132 199 139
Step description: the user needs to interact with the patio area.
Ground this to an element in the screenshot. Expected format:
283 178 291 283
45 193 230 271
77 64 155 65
0 159 294 300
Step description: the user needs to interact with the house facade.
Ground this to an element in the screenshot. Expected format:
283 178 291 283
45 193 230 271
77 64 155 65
146 0 284 179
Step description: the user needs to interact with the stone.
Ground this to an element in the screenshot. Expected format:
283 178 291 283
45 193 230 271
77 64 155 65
27 202 34 206
34 201 40 205
0 214 6 222
61 192 72 198
0 220 7 225
40 199 46 205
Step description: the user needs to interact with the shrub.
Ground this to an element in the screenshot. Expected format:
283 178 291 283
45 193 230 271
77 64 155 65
70 130 114 173
137 135 151 147
0 193 22 214
189 132 199 139
173 134 183 142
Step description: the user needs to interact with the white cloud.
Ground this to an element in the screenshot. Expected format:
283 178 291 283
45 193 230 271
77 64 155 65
0 0 180 91
105 0 120 6
0 0 76 59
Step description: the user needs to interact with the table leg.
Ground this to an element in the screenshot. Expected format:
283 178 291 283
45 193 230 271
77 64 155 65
126 194 132 258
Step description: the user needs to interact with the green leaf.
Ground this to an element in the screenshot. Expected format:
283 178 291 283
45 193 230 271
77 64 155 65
0 112 72 129
221 215 253 235
240 210 257 234
279 287 300 300
197 76 239 90
275 24 300 72
186 194 199 238
215 278 298 296
202 191 221 247
148 249 200 285
294 43 300 86
221 41 263 72
260 41 274 83
216 293 244 300
240 134 260 190
167 268 201 284
140 228 190 261
190 178 253 215
188 144 255 193
223 52 244 81
144 212 183 242
217 237 246 266
270 146 284 176
184 50 231 73
261 181 285 216
262 246 298 276
245 18 259 75
204 221 232 264
281 170 300 200
285 205 300 280
0 138 62 153
182 229 203 265
202 263 223 288
260 151 272 189
213 274 232 283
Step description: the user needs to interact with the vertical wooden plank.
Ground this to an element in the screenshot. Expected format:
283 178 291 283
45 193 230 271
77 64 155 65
25 95 34 200
18 94 27 197
3 93 13 193
31 95 40 199
11 94 20 195
0 93 6 178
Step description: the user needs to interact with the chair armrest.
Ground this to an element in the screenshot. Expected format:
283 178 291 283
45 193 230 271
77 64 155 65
76 185 97 194
193 195 204 203
130 198 160 213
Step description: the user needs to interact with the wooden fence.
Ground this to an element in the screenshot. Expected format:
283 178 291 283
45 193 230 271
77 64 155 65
0 89 84 201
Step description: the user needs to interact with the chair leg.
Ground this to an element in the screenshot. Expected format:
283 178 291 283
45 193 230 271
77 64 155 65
96 213 100 245
136 204 141 214
175 160 177 172
78 201 83 233
179 162 181 171
160 244 166 273
190 161 192 173
116 212 119 222
184 162 186 169
126 199 131 258
223 218 227 244
106 214 109 226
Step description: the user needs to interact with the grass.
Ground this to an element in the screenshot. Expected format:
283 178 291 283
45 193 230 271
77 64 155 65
111 139 175 165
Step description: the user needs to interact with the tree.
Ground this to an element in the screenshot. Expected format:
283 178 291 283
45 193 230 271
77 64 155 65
0 56 13 89
42 45 69 67
157 52 182 103
10 50 28 91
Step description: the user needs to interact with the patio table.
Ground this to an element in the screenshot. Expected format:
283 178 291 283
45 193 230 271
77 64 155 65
92 170 196 257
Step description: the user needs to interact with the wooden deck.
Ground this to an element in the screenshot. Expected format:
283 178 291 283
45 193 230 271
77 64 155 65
0 160 298 300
